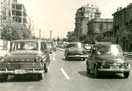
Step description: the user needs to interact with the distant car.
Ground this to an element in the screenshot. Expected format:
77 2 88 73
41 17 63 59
51 42 57 51
86 43 130 78
65 42 88 61
0 40 50 81
83 44 92 54
46 42 54 53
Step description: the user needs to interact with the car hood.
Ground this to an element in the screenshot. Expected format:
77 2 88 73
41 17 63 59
96 54 126 63
5 51 41 60
68 47 83 52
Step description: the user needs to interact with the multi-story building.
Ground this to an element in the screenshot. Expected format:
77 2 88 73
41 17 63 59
74 4 101 40
0 0 31 39
113 3 132 51
87 18 113 41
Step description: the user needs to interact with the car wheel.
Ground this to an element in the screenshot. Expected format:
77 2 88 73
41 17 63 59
34 74 43 81
44 64 48 73
86 63 90 74
83 58 86 61
37 74 43 80
0 74 8 82
94 66 99 78
124 72 129 78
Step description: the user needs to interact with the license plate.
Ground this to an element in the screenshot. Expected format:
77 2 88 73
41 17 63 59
110 66 119 69
15 70 25 74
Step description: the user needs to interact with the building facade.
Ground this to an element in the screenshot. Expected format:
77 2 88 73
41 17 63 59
113 3 132 51
0 0 31 39
74 4 101 40
87 18 113 42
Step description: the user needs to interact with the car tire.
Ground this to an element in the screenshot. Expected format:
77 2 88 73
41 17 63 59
87 67 90 74
34 74 43 81
65 56 69 60
94 66 99 78
83 58 86 61
86 63 90 74
0 74 8 82
44 64 48 73
124 72 129 78
37 74 43 80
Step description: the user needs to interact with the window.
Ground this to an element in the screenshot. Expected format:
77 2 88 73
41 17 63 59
41 42 47 51
11 42 38 51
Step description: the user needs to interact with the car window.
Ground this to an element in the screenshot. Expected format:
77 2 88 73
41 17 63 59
67 43 82 48
11 42 38 51
41 42 47 51
96 44 123 56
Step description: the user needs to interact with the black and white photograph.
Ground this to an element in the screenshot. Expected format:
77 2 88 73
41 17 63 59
0 0 132 91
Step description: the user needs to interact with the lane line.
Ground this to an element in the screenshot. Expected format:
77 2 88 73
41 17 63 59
60 68 70 80
53 57 56 61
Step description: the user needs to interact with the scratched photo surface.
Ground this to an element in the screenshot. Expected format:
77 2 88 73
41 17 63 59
0 0 132 91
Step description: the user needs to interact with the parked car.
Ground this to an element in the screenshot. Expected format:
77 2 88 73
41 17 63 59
65 42 88 61
86 43 130 78
51 42 57 51
0 40 50 81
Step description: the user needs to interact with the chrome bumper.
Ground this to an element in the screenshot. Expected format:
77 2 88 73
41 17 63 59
0 69 44 74
98 68 130 73
68 54 88 58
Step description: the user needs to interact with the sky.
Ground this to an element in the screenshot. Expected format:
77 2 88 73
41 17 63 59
20 0 132 39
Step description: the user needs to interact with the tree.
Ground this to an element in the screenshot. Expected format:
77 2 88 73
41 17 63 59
1 26 20 41
1 24 31 41
79 34 86 42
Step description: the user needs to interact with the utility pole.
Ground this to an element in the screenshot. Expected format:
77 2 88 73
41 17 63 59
39 29 41 39
50 30 52 41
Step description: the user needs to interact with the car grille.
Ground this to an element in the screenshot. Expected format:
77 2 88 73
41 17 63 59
68 51 83 55
0 62 43 70
7 58 35 62
100 63 128 69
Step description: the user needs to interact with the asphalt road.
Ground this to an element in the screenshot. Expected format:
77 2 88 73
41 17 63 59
0 49 132 91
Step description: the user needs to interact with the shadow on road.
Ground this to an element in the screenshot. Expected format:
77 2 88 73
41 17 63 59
78 71 124 79
6 75 42 82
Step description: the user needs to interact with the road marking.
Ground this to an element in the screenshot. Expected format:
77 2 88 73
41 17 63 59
53 57 56 61
61 68 70 80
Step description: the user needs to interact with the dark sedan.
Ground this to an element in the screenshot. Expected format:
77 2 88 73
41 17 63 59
65 42 88 61
86 43 130 78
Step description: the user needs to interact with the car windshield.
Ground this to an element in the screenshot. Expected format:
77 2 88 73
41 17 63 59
96 44 123 56
67 43 82 48
11 41 38 51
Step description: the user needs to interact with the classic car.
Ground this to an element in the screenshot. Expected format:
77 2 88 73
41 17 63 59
86 43 130 78
65 42 88 61
0 40 50 81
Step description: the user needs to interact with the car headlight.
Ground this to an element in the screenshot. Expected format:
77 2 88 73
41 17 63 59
97 61 107 68
0 56 4 62
124 62 130 69
35 56 42 62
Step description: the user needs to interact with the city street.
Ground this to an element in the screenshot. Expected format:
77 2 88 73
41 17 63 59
0 49 132 91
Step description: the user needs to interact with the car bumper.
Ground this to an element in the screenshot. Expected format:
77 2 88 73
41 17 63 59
98 68 130 73
0 69 44 75
68 54 88 58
